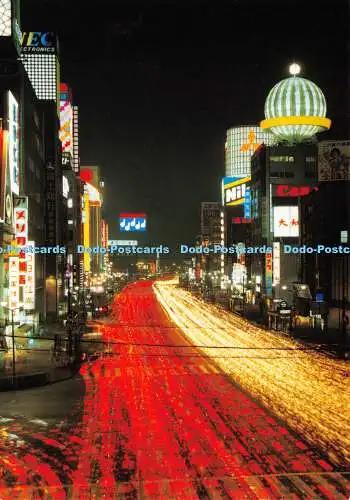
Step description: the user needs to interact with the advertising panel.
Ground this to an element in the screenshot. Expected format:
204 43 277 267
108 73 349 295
273 242 280 285
72 106 79 173
232 217 252 224
108 240 138 246
225 126 276 177
273 185 317 197
24 240 35 309
244 186 251 218
59 84 73 156
80 166 100 190
62 175 69 198
318 140 350 181
9 256 19 309
222 176 251 206
82 189 90 272
119 213 147 232
7 91 19 195
14 197 28 290
0 128 6 222
21 32 58 54
265 252 273 296
273 206 299 238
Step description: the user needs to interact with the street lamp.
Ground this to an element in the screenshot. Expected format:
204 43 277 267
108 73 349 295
1 303 23 387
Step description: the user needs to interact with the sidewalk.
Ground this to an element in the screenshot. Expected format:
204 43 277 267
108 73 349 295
241 304 349 358
0 323 81 391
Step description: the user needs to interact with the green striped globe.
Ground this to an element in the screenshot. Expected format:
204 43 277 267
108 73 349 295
263 76 328 142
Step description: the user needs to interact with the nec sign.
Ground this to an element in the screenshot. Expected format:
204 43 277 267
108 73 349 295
21 32 57 53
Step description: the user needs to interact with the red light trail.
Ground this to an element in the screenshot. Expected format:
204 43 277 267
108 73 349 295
0 280 348 498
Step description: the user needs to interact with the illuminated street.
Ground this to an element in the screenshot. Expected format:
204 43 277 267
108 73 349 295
0 280 349 498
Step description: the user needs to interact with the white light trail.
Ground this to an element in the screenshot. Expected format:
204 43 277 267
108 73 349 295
154 280 350 466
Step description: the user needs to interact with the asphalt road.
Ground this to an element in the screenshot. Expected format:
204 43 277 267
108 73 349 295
0 280 348 498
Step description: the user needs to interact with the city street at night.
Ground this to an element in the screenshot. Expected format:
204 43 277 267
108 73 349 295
0 280 348 498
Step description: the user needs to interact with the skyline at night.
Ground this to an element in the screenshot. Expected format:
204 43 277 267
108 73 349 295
22 0 349 246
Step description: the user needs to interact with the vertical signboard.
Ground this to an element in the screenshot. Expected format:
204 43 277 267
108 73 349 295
7 91 19 195
0 128 6 222
46 167 56 245
9 256 19 310
14 197 28 291
59 83 73 158
265 251 273 296
244 186 251 218
273 242 280 285
24 240 35 309
82 189 90 272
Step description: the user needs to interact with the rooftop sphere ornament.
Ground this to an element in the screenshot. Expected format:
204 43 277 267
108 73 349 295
260 63 331 143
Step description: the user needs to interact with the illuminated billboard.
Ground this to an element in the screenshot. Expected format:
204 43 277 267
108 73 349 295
273 185 317 197
108 240 138 246
24 240 35 309
82 189 90 272
225 126 276 177
119 213 147 232
222 176 250 206
273 206 299 237
59 83 73 157
80 166 100 190
85 182 100 204
7 91 19 195
20 34 60 103
318 140 350 181
9 256 19 309
0 128 7 222
273 242 280 285
265 252 273 295
72 106 79 173
62 175 69 198
21 32 58 54
14 197 28 291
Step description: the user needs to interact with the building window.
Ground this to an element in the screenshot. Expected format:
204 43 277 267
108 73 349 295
305 156 316 163
284 172 294 178
270 171 280 178
270 155 295 162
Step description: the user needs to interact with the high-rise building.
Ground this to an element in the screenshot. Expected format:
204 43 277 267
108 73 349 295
248 65 331 298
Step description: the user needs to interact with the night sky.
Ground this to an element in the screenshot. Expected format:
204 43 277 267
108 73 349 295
22 0 349 249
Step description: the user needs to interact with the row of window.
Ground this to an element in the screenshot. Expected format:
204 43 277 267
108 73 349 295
270 171 316 179
270 155 316 163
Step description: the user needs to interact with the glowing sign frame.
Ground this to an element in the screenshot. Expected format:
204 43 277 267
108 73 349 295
7 91 20 195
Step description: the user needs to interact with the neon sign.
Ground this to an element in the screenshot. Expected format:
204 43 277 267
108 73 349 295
222 176 251 206
275 185 318 197
119 213 147 232
7 91 19 195
21 32 57 53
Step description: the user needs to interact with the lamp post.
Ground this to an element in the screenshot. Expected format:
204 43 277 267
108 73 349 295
1 304 22 387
